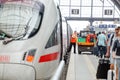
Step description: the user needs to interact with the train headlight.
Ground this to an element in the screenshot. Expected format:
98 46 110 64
26 49 36 62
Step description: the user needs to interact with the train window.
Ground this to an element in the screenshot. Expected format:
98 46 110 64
80 31 95 38
27 13 43 38
0 1 44 40
45 24 58 48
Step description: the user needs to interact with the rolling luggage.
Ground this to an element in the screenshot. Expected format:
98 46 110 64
93 46 98 56
96 58 110 79
107 70 115 80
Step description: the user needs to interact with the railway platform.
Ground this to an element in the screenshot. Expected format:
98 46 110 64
66 49 104 80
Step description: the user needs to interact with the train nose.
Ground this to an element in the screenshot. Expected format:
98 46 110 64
0 64 35 80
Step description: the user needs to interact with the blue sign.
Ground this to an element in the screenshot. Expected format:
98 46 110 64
107 24 116 28
99 24 116 28
99 24 107 28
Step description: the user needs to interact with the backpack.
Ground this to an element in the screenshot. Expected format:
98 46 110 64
110 34 114 46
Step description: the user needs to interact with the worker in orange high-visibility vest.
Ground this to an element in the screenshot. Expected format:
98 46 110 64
67 31 77 53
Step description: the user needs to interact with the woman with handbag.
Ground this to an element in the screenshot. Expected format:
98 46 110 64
112 26 120 80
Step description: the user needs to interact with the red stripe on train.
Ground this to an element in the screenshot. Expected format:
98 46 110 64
39 52 59 63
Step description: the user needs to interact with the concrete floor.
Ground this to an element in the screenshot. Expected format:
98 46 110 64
66 51 104 80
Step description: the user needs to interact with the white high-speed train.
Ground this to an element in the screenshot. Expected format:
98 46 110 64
0 0 72 80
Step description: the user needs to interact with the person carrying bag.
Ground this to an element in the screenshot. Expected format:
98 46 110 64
112 26 120 80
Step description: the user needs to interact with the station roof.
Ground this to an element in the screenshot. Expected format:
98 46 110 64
111 0 120 10
60 0 120 21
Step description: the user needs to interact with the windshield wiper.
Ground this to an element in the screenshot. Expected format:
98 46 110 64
3 35 24 45
3 38 14 45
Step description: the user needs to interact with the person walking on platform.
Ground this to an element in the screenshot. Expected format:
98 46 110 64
96 31 107 58
105 26 120 80
67 31 77 53
112 26 120 80
106 26 120 64
106 27 120 57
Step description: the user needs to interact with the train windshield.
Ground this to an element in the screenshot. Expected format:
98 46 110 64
0 0 44 40
80 31 95 38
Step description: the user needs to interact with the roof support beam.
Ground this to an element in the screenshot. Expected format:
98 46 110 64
111 0 120 10
65 17 119 22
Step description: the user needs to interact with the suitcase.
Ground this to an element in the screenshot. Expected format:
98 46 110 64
93 46 99 56
107 70 115 80
96 58 110 79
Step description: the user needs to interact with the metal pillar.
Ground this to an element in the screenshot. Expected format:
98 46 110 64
89 20 93 26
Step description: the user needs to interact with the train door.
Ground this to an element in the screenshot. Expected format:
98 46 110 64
57 7 64 61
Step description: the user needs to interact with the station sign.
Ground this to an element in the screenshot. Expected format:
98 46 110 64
99 24 116 28
104 9 113 15
71 9 79 15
